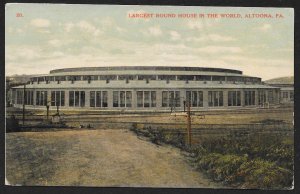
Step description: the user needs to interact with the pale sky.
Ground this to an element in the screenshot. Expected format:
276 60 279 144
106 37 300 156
5 4 294 80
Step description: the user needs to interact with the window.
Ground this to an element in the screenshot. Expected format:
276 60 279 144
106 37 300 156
268 91 274 103
83 75 98 80
126 91 132 107
290 92 294 101
228 91 241 106
137 75 156 80
51 91 65 106
68 76 81 81
244 91 255 106
158 75 176 80
36 91 48 106
177 75 194 81
258 90 266 105
195 75 211 81
186 91 203 107
38 77 45 82
69 91 85 107
24 91 34 105
208 91 223 107
45 76 54 82
113 91 132 107
11 89 16 104
227 76 242 82
162 91 168 107
99 75 117 80
16 90 33 105
118 75 135 80
162 91 180 107
16 90 23 105
151 91 156 107
136 91 156 108
212 76 225 81
282 92 289 99
55 76 66 81
90 91 108 107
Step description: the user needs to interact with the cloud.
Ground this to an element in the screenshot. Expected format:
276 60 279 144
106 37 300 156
186 34 236 42
257 23 272 32
187 20 203 30
197 46 242 54
116 26 127 33
148 26 162 36
220 55 293 79
30 18 51 28
6 46 41 61
63 21 102 36
48 39 62 47
77 20 101 36
48 39 74 48
207 34 235 42
169 31 181 41
51 51 65 57
64 22 74 32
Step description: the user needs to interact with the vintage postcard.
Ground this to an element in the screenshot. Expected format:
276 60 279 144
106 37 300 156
5 4 294 189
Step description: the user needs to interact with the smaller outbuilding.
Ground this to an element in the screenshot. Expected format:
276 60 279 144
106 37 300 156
265 76 294 104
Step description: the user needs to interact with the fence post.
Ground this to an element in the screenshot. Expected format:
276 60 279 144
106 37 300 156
186 101 192 147
22 84 26 125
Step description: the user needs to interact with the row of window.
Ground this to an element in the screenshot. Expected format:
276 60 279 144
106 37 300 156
31 75 261 83
14 90 278 107
137 91 156 107
13 91 35 105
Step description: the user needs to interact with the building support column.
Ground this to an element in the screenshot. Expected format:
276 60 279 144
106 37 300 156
132 89 137 109
203 90 208 109
156 89 162 109
223 89 228 107
240 89 245 107
255 89 259 106
85 90 90 108
65 90 69 107
107 90 113 108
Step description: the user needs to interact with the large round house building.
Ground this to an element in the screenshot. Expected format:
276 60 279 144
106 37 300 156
10 66 280 111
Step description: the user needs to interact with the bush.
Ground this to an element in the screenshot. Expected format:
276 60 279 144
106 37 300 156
197 153 247 183
196 153 293 189
236 159 293 189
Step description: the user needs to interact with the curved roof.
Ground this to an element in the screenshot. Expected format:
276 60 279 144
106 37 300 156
50 66 243 75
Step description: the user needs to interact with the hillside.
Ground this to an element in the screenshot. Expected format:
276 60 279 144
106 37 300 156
264 76 294 85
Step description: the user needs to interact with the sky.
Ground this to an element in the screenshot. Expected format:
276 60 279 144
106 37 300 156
5 4 294 80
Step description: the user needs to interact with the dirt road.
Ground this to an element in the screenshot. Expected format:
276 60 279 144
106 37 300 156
6 129 221 188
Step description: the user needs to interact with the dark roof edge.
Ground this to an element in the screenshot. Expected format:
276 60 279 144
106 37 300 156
50 66 243 75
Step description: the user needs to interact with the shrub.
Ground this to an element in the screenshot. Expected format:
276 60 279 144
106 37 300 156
236 159 293 189
197 153 247 183
196 153 293 189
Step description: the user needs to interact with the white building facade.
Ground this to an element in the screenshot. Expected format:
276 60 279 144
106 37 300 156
10 66 280 111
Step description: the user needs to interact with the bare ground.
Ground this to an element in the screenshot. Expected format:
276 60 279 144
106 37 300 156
6 129 221 188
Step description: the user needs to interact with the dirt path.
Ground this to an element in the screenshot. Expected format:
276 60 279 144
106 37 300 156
6 129 221 188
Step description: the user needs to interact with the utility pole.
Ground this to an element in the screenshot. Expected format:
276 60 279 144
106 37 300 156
46 105 49 120
57 104 59 115
22 84 26 125
186 100 192 147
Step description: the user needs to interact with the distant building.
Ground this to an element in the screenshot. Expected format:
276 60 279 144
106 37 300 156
265 76 294 104
10 66 280 111
6 75 33 106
